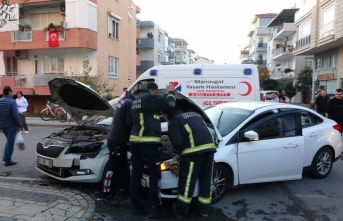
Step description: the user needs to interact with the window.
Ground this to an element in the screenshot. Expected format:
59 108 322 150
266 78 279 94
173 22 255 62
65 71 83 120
5 57 18 76
158 32 162 43
305 57 313 68
43 55 64 74
301 112 323 128
158 53 162 62
329 55 336 68
253 117 280 139
108 14 120 39
300 21 311 37
108 56 118 78
316 58 321 70
322 57 328 69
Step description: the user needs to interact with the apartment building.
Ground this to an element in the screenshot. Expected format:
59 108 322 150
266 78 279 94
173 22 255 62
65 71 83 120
174 38 189 64
248 13 277 67
293 0 343 95
0 0 139 113
136 20 175 76
267 8 310 103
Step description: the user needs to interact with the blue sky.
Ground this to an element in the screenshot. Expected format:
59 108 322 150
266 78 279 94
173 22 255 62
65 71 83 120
134 0 297 64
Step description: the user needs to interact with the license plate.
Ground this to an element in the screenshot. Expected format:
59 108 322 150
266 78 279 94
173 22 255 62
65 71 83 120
141 178 146 187
37 156 53 168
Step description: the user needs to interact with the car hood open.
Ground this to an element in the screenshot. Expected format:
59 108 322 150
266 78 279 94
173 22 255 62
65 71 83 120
48 78 114 124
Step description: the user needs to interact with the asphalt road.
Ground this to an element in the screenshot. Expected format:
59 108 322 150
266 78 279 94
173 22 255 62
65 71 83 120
1 126 343 220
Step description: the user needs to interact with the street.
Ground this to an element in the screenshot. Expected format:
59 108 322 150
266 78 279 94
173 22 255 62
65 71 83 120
1 126 343 220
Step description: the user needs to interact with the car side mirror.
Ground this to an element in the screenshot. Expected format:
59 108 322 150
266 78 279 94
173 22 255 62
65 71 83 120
244 131 259 141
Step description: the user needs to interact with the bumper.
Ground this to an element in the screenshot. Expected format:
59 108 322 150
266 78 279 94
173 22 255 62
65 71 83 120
141 171 200 198
36 154 108 183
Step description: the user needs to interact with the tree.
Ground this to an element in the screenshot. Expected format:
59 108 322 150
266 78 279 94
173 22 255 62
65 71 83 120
0 0 27 28
284 82 296 103
70 57 114 101
294 66 312 104
260 78 279 90
258 66 270 82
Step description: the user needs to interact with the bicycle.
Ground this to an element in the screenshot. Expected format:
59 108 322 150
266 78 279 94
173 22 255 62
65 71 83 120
40 99 68 122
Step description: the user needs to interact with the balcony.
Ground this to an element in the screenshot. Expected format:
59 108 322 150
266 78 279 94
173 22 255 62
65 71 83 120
272 23 296 40
319 21 334 39
256 43 267 52
0 28 97 50
273 47 293 61
256 27 271 35
295 35 311 50
0 73 65 95
137 60 154 73
137 38 154 49
270 71 295 81
12 31 32 42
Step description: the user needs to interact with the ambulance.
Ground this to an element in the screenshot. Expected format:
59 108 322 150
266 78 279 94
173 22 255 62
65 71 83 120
126 64 260 107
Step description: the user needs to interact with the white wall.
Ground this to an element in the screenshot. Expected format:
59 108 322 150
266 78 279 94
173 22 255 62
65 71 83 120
66 0 97 31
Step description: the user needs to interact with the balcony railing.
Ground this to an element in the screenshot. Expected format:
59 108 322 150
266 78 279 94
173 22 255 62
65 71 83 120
11 31 32 42
319 21 334 39
273 46 293 57
295 35 311 49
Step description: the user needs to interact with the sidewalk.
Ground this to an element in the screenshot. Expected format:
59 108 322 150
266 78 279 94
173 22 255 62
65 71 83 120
26 117 76 127
0 178 94 221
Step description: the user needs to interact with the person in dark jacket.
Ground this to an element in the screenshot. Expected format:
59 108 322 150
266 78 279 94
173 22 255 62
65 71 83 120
102 89 141 205
0 86 23 166
129 82 175 219
325 88 343 129
315 90 330 116
168 110 216 218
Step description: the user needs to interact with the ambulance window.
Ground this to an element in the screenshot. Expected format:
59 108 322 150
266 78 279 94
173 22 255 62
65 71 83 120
129 79 155 94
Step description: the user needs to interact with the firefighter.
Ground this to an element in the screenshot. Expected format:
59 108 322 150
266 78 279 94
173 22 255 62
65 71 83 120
168 110 216 218
102 89 141 205
129 82 175 219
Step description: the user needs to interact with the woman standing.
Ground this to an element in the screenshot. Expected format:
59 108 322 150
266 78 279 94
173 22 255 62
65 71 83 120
16 91 29 133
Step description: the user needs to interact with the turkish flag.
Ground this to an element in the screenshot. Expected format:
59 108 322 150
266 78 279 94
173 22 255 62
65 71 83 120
48 31 59 47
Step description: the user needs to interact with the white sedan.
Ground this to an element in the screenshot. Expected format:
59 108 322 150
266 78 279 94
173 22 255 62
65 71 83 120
142 101 343 204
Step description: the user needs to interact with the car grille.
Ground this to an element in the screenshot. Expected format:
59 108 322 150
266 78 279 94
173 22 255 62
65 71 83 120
36 143 64 158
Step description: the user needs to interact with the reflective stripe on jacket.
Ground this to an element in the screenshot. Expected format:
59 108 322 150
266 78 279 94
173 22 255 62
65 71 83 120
130 89 176 144
168 111 216 156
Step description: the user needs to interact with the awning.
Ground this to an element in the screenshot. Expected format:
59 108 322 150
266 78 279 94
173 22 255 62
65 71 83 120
267 9 299 27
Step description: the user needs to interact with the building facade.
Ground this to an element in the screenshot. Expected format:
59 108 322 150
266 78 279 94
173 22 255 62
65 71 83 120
248 13 277 67
293 0 343 96
0 0 139 112
136 20 175 76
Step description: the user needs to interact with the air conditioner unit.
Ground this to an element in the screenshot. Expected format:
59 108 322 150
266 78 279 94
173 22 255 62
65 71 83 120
15 50 29 59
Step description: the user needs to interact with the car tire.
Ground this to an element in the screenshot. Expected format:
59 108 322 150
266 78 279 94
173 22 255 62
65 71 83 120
212 164 230 204
310 147 333 179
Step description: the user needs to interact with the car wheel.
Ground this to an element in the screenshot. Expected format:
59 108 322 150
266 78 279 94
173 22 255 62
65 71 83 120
310 147 333 179
212 164 230 204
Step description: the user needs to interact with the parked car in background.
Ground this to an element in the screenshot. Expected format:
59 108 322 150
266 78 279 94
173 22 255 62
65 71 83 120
142 100 343 204
260 90 279 101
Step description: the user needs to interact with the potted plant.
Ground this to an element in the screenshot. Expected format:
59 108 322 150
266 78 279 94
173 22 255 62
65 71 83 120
47 23 56 31
20 24 31 31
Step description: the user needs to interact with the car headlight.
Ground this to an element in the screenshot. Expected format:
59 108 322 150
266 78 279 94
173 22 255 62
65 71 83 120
66 142 103 157
160 160 171 171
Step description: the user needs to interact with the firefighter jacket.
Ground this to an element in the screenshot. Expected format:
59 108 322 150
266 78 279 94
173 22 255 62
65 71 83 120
168 111 216 156
107 93 135 146
130 89 176 144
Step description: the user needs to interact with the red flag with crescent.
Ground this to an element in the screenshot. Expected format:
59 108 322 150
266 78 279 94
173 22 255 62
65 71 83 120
48 31 59 47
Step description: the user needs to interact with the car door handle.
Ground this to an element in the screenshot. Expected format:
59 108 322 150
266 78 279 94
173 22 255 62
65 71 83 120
309 132 317 137
284 143 298 148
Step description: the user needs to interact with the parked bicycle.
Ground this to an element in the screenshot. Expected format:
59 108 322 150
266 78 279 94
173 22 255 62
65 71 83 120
40 99 68 122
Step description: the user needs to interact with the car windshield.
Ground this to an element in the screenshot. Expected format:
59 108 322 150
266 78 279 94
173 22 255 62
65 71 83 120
205 106 252 137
